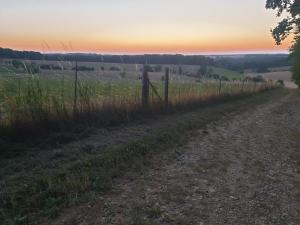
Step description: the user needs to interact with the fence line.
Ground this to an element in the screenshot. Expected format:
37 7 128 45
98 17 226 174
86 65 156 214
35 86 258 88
139 65 273 108
164 68 169 107
0 62 278 127
73 60 78 114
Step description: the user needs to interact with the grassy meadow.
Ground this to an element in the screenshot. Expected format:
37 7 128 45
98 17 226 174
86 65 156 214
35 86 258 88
0 59 274 138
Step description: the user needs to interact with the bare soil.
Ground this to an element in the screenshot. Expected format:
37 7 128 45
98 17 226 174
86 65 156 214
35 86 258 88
48 89 300 225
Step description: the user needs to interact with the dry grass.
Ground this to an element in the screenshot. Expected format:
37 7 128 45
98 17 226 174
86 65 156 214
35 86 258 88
0 73 275 139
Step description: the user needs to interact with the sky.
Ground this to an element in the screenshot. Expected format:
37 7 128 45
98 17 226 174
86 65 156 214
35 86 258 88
0 0 294 54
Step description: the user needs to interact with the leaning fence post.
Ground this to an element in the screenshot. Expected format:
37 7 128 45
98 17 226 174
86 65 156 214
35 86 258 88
164 68 169 107
73 60 78 115
142 65 149 108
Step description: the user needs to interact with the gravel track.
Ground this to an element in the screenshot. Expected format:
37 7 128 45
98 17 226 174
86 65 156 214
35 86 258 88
51 90 300 225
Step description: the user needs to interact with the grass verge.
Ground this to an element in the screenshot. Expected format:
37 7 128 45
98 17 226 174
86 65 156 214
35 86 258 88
0 88 286 225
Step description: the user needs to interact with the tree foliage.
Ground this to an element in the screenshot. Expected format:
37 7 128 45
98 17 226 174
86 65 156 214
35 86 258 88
266 0 300 86
266 0 300 44
291 40 300 86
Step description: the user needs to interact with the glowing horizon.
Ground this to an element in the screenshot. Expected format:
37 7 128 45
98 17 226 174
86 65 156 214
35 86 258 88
0 0 293 55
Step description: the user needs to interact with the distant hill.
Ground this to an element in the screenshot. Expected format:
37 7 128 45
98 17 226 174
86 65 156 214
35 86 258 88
0 47 291 73
213 54 291 73
0 47 213 66
0 47 43 60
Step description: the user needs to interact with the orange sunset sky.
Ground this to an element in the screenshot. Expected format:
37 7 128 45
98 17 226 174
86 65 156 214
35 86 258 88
0 0 293 54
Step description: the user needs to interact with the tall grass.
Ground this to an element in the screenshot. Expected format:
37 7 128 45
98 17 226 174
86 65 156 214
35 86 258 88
0 73 276 139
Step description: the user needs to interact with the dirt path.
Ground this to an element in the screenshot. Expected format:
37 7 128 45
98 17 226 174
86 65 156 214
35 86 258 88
51 90 300 225
0 91 283 185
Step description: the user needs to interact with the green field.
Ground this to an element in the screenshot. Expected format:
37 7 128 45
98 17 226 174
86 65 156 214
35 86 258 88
212 67 243 79
0 60 269 138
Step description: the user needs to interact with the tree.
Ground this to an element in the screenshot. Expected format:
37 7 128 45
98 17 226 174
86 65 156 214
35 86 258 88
26 63 39 74
291 40 300 86
12 60 39 74
253 75 265 83
266 0 300 86
178 66 183 75
277 79 285 86
208 67 214 77
154 65 162 72
256 64 270 73
12 59 23 69
266 0 300 44
197 65 207 77
40 64 52 70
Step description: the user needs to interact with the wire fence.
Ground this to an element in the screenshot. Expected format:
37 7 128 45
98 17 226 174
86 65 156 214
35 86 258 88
0 62 278 133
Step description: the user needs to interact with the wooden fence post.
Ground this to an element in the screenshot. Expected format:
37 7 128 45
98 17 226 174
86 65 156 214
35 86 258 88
142 65 149 108
164 68 169 107
18 78 21 98
73 60 78 115
241 79 245 93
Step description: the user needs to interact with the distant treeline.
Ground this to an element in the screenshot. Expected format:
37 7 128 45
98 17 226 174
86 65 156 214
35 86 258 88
45 53 215 66
0 47 43 60
214 55 291 73
0 47 212 65
0 47 291 73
